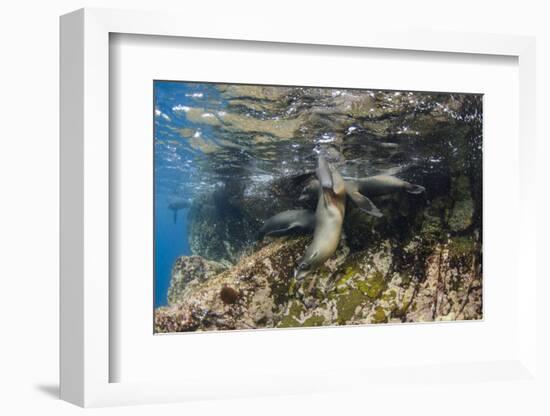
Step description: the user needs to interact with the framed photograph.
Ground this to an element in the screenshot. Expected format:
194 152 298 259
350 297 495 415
60 8 539 408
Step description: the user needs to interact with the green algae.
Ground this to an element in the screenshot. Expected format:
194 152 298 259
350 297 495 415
270 279 291 307
371 306 388 324
278 300 305 328
381 289 397 301
335 289 366 324
448 198 474 232
357 271 386 300
447 175 474 232
334 266 357 291
448 236 475 257
301 315 325 327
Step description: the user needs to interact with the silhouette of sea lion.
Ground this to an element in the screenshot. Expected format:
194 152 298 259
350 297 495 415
168 199 191 224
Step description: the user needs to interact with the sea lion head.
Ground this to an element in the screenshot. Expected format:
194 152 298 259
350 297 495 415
294 259 313 282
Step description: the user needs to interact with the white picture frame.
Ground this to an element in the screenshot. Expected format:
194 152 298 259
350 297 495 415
60 7 540 408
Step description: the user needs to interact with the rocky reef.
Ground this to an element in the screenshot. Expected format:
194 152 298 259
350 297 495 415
186 173 314 265
155 181 482 332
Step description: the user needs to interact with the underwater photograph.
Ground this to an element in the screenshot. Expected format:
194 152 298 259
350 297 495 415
153 81 483 333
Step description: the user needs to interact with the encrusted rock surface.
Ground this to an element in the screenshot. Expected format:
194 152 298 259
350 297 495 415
187 174 315 265
187 186 260 265
167 256 227 306
155 221 482 333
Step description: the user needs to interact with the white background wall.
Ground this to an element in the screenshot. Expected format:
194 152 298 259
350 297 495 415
0 0 547 414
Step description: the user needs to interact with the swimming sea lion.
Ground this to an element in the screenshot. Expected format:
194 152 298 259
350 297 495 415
377 142 400 149
258 209 316 240
355 175 425 196
299 179 382 217
294 156 346 281
168 199 191 224
299 175 424 217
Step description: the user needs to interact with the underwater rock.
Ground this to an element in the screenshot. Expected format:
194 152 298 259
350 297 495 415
155 304 198 333
167 256 227 305
404 238 482 322
155 227 482 332
168 148 481 331
186 172 317 265
220 285 240 305
187 189 261 265
447 175 474 232
155 237 311 332
448 198 474 232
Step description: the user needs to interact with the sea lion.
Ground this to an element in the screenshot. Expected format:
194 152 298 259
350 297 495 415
168 199 191 224
355 175 425 196
299 179 382 217
377 142 400 149
344 180 383 217
258 209 316 240
299 175 424 217
294 156 346 281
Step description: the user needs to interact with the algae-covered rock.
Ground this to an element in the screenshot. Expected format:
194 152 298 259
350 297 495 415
155 229 482 332
447 175 474 232
155 237 310 332
448 198 474 232
167 256 227 305
187 173 315 265
187 186 260 265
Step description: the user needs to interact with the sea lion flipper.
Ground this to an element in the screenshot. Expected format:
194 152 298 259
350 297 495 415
349 191 383 217
259 210 316 240
406 184 425 194
264 223 303 237
172 209 178 224
316 155 334 190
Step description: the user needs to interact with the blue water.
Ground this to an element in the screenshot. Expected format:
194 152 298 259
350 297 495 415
154 203 189 307
154 81 222 307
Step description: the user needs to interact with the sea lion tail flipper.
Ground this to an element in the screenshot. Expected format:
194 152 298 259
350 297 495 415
406 184 425 194
171 208 178 224
349 191 383 217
